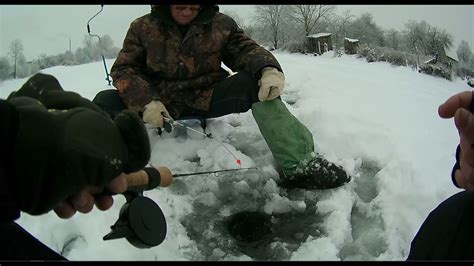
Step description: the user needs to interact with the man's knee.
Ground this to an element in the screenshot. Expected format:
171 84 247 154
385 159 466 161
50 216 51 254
232 71 259 101
92 89 127 118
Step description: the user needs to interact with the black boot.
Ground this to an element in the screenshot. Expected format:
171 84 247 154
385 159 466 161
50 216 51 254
278 154 351 190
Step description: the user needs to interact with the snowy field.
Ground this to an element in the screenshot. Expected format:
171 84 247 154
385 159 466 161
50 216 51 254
0 51 471 261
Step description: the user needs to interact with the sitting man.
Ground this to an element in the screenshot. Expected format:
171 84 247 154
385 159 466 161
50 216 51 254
93 4 350 189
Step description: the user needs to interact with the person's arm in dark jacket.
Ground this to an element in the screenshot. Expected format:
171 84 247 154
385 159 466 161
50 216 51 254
0 99 21 223
0 73 151 222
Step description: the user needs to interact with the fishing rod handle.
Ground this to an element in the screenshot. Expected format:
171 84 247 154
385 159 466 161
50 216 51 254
124 166 173 190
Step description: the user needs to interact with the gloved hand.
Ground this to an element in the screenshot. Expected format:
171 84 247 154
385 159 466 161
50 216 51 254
258 67 285 101
7 95 150 215
143 100 172 128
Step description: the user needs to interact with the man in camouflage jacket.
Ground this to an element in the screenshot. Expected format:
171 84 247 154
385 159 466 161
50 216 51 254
94 5 350 189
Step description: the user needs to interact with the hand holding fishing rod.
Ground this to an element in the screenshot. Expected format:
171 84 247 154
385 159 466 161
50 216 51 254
104 164 257 248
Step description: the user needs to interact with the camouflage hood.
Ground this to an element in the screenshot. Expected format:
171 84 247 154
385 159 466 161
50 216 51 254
150 5 219 25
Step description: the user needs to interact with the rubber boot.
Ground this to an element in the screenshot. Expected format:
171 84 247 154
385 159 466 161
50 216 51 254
251 99 350 189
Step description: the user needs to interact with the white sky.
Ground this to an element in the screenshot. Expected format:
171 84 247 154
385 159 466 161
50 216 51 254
0 50 470 260
0 5 472 60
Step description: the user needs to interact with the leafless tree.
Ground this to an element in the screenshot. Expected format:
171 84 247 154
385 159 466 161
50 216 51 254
338 10 355 38
290 5 336 37
385 29 402 50
424 26 453 60
326 9 355 50
0 56 12 81
403 20 429 56
457 40 472 63
8 39 24 79
254 5 287 49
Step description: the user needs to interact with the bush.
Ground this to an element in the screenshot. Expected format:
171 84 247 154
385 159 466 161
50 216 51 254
281 41 307 54
419 63 452 80
333 47 344 58
366 48 377 63
356 44 371 58
356 44 378 63
454 62 474 79
385 49 406 66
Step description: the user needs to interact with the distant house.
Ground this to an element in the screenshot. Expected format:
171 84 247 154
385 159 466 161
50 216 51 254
424 53 458 70
344 37 359 54
306 33 333 55
420 51 458 80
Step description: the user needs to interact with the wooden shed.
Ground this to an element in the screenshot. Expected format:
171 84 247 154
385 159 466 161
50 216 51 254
344 37 359 54
306 33 333 55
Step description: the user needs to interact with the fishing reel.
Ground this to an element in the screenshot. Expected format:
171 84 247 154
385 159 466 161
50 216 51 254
103 167 173 248
102 164 257 249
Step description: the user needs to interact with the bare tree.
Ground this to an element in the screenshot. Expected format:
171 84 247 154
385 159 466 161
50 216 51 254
8 39 24 79
100 34 120 58
403 20 429 55
457 40 472 63
385 29 402 50
0 56 12 81
338 10 355 38
424 26 452 60
290 5 336 36
347 13 385 47
254 5 287 49
326 9 355 50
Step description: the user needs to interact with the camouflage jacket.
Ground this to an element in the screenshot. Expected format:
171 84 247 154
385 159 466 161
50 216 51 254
110 5 282 118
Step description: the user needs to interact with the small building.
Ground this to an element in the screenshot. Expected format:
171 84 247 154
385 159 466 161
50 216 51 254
424 54 458 71
344 37 359 54
306 33 333 55
420 53 458 80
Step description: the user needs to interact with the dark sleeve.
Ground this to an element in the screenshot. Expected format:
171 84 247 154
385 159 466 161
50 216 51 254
110 20 156 113
0 100 20 223
222 17 282 79
451 145 461 188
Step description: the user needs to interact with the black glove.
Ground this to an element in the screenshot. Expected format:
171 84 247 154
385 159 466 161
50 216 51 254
8 73 106 115
6 76 150 215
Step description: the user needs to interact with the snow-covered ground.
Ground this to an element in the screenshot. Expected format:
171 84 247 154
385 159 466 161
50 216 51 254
0 51 470 261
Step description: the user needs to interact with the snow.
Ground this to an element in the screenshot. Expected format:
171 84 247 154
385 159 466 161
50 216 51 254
307 33 333 38
344 37 359 43
0 50 470 261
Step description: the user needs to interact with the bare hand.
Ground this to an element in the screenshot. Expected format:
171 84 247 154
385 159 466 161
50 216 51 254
439 91 474 190
53 173 128 219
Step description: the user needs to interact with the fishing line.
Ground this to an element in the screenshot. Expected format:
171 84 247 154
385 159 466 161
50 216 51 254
163 117 242 167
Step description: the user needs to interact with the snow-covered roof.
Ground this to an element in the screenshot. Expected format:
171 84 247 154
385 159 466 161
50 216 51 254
344 37 359 42
307 32 332 38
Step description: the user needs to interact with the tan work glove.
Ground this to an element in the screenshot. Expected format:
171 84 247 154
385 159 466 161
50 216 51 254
258 67 285 101
143 100 172 128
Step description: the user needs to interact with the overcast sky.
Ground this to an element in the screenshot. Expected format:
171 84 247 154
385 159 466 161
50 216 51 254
0 5 472 60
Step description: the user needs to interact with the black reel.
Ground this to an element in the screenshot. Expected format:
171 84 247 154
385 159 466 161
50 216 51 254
103 189 167 248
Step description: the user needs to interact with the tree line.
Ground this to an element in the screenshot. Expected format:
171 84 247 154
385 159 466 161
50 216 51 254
225 5 473 80
0 34 119 81
1 5 473 82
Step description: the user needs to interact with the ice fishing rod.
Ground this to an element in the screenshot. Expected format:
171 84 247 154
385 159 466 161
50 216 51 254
173 167 258 178
87 5 112 86
103 165 257 249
